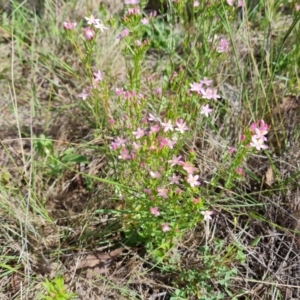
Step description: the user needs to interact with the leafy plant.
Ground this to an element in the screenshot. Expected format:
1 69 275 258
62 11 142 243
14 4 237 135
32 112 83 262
40 277 76 300
171 240 245 300
33 134 88 176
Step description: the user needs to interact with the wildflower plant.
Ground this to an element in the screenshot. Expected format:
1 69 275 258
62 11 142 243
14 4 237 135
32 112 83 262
64 13 110 129
63 2 270 260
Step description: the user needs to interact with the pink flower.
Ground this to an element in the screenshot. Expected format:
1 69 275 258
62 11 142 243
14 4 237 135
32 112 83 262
200 78 213 86
181 162 198 174
157 188 168 199
249 122 258 132
141 18 149 25
154 88 162 95
249 120 269 135
190 82 204 94
150 207 160 216
124 90 134 98
161 120 174 132
85 15 100 25
116 137 127 147
157 136 176 149
116 87 124 96
161 222 171 232
166 138 176 149
255 119 268 136
202 88 220 100
115 137 127 148
94 22 108 32
228 147 235 154
250 120 269 147
84 27 95 40
175 188 182 195
141 117 148 124
117 28 129 40
132 127 145 139
118 147 131 160
201 210 213 221
93 70 103 82
200 104 213 117
84 15 108 31
217 38 229 53
253 128 267 141
63 21 77 30
175 119 189 133
238 0 244 7
149 11 157 18
150 124 160 133
148 113 159 122
110 138 126 150
187 174 201 188
133 142 141 150
168 155 183 167
150 171 161 179
236 167 243 175
110 142 119 150
78 88 90 100
193 197 201 204
250 136 268 151
169 174 180 185
156 136 166 148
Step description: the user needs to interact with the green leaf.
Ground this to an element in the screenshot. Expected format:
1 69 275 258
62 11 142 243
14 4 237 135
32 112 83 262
60 153 88 164
250 237 261 247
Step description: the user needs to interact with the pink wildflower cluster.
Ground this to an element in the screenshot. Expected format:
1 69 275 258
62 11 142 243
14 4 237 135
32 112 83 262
190 79 219 116
109 112 202 233
132 117 187 148
249 120 269 151
190 79 220 101
168 155 200 188
109 114 189 162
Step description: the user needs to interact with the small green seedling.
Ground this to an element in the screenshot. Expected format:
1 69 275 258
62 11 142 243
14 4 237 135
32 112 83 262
40 277 77 300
